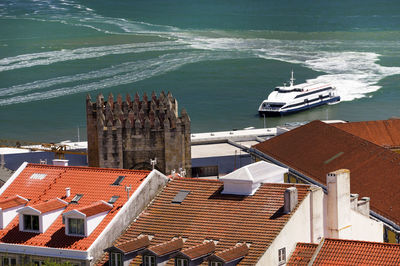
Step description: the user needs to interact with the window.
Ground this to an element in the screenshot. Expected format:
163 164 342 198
70 194 83 204
210 262 222 266
110 252 122 266
175 258 188 266
3 257 16 266
68 218 85 235
108 195 120 204
278 247 286 264
111 175 125 186
143 255 156 266
23 214 39 231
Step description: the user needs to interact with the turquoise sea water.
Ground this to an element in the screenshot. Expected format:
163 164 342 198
0 0 400 141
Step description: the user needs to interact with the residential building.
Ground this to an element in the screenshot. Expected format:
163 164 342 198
251 120 400 242
101 166 381 266
288 238 400 265
0 161 169 265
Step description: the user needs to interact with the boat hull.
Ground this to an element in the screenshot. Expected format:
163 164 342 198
259 96 340 116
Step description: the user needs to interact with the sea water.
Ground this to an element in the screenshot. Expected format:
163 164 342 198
0 0 400 141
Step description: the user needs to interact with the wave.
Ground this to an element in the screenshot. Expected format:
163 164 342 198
0 41 189 72
2 0 400 105
0 51 245 106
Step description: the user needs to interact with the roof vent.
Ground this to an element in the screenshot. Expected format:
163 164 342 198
283 187 298 213
70 194 83 204
111 175 125 186
172 190 190 204
220 161 288 195
52 159 69 166
66 188 71 198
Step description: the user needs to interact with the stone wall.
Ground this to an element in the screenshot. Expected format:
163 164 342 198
86 91 191 176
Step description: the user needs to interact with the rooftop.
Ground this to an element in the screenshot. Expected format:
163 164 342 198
288 238 400 265
108 178 311 265
331 118 400 149
0 163 149 251
253 120 400 227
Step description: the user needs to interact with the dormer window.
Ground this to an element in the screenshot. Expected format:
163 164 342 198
18 198 67 233
0 195 29 229
175 258 188 266
68 218 84 235
209 262 222 266
63 201 112 237
143 255 156 266
23 214 39 231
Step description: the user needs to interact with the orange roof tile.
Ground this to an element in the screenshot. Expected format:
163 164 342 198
287 242 317 265
179 241 215 260
210 243 249 263
112 178 311 265
332 119 400 149
0 163 149 251
289 238 400 265
147 238 184 256
115 235 150 254
0 195 28 210
253 120 400 227
76 201 112 217
30 198 67 213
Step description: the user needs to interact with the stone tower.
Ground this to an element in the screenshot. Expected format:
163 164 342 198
86 91 191 176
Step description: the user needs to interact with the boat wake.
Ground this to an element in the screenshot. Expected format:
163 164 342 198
1 0 400 106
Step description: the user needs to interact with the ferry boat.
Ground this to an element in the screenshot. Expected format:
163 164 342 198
258 71 340 116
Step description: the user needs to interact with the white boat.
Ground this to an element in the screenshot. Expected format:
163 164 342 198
258 71 340 116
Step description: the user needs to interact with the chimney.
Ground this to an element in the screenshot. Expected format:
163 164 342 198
284 187 298 213
327 169 352 238
66 188 71 198
52 159 69 166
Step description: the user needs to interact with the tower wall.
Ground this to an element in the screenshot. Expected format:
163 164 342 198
86 91 191 176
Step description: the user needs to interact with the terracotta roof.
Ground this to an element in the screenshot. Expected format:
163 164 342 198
0 195 28 210
179 241 215 260
29 198 67 213
332 119 400 149
287 243 317 265
115 235 150 254
253 120 400 227
289 238 400 265
76 201 113 217
147 238 184 256
112 178 311 265
0 163 149 251
210 243 249 263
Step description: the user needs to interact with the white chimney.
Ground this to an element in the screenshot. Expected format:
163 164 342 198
66 188 71 198
327 169 352 238
52 159 69 166
284 187 298 213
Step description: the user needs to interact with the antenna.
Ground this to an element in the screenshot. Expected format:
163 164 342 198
150 158 157 170
125 185 132 199
290 69 295 87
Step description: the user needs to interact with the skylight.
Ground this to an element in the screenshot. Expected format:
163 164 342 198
108 195 120 204
172 190 190 204
70 194 83 204
111 176 125 186
30 173 47 180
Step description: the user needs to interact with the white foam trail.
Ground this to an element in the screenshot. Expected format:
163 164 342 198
0 51 243 106
0 41 189 72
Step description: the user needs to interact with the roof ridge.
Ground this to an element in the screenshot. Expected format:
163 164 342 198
27 163 151 174
325 237 400 247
